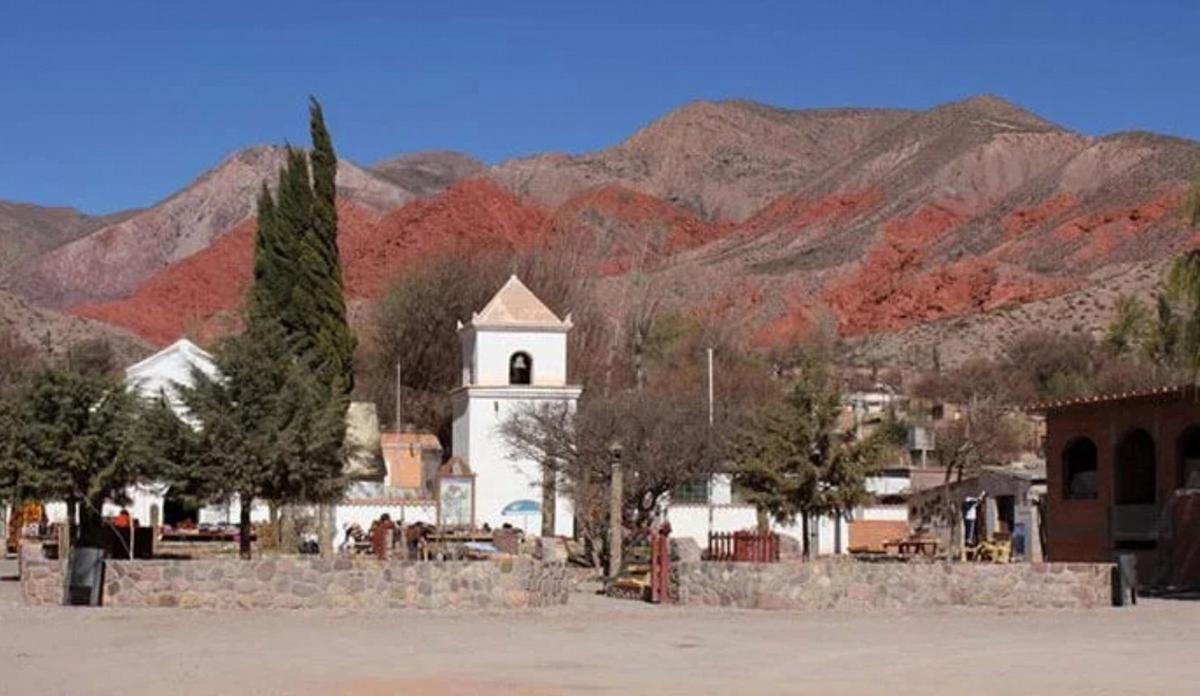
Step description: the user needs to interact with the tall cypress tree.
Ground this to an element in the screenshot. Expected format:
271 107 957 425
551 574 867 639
247 98 354 399
306 98 355 396
248 181 281 330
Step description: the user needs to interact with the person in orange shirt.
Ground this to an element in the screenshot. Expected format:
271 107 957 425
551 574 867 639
113 508 132 529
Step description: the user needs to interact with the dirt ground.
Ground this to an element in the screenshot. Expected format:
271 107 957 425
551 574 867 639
1 559 1197 696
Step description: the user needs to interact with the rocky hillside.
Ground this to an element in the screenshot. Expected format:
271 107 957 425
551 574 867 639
0 289 151 365
491 100 914 221
0 201 137 278
4 95 1200 366
4 147 469 308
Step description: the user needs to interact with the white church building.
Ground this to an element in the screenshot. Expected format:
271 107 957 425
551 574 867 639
34 276 904 556
450 275 580 536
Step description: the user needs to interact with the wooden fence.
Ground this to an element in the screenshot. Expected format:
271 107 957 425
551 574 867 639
706 531 780 563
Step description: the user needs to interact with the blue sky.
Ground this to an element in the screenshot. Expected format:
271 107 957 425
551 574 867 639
2 1 1199 213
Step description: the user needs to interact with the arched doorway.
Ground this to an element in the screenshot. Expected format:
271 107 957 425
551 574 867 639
1114 428 1156 505
1177 425 1200 489
162 488 201 527
1062 437 1098 500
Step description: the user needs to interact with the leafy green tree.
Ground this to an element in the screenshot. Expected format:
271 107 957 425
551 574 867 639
170 326 347 559
729 354 888 557
0 369 157 547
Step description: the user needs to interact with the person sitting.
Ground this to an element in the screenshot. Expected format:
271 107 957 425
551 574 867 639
113 508 132 529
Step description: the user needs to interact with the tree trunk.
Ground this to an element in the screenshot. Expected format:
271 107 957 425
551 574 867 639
756 507 769 532
65 497 78 547
280 505 297 554
801 512 812 560
318 504 334 557
238 499 253 560
541 463 557 537
268 502 280 550
78 499 104 549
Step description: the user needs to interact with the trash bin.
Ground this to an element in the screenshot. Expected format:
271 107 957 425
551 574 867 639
1111 552 1137 607
63 547 106 606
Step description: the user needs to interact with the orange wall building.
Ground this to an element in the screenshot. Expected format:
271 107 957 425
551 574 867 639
1039 386 1200 584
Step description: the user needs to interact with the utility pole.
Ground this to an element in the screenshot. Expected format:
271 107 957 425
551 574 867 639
706 347 715 535
707 348 714 428
400 362 410 432
608 441 624 579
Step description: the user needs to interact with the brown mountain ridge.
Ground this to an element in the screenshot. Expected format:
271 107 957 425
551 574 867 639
3 95 1198 367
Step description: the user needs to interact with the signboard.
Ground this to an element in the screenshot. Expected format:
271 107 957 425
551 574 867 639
438 475 475 529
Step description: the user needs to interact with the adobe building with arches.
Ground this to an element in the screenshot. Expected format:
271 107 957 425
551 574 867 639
1039 385 1200 586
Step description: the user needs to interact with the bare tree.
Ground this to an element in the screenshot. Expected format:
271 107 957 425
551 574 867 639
358 246 610 442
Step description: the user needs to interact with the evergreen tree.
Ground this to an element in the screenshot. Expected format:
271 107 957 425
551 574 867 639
306 98 355 396
169 325 346 559
729 355 889 557
0 369 157 547
247 99 355 398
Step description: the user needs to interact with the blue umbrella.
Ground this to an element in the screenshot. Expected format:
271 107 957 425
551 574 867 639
501 500 541 515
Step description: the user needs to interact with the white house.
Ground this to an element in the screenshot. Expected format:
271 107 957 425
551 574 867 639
450 276 581 535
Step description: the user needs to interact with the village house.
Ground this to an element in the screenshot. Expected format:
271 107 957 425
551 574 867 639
1036 386 1200 586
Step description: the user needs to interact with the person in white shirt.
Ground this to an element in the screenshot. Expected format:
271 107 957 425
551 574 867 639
963 491 987 546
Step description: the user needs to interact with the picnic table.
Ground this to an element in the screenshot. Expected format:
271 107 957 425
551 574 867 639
160 529 248 543
884 538 941 557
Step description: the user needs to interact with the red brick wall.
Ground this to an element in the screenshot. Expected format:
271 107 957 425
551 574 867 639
1045 395 1200 563
848 520 910 552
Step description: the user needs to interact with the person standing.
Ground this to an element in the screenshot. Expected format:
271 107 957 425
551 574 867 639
963 492 986 546
372 513 396 559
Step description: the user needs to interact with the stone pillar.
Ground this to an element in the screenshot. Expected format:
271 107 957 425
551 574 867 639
984 496 999 541
608 457 623 579
1024 505 1043 562
149 504 160 558
57 521 71 561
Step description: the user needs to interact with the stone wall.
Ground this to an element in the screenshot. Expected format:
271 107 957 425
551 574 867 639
675 559 1114 610
21 547 568 610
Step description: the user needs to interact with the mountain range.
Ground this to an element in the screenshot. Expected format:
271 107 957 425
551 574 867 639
3 95 1198 369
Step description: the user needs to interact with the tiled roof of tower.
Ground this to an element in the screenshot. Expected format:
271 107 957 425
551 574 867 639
469 275 571 329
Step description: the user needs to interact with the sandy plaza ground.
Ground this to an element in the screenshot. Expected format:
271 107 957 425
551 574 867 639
1 559 1197 696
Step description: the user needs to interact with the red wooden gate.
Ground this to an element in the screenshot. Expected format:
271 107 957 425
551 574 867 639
650 523 672 603
707 531 780 562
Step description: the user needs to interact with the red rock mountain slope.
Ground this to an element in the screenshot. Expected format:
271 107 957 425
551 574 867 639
7 96 1200 362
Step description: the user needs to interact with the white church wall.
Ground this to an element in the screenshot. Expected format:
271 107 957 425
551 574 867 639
667 504 760 546
454 389 577 536
857 504 909 522
471 330 568 387
865 472 911 496
668 503 853 555
466 394 538 534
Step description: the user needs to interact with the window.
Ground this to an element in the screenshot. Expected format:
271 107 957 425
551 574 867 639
1115 428 1156 505
509 352 532 385
1063 437 1098 500
673 476 709 504
1177 426 1200 489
